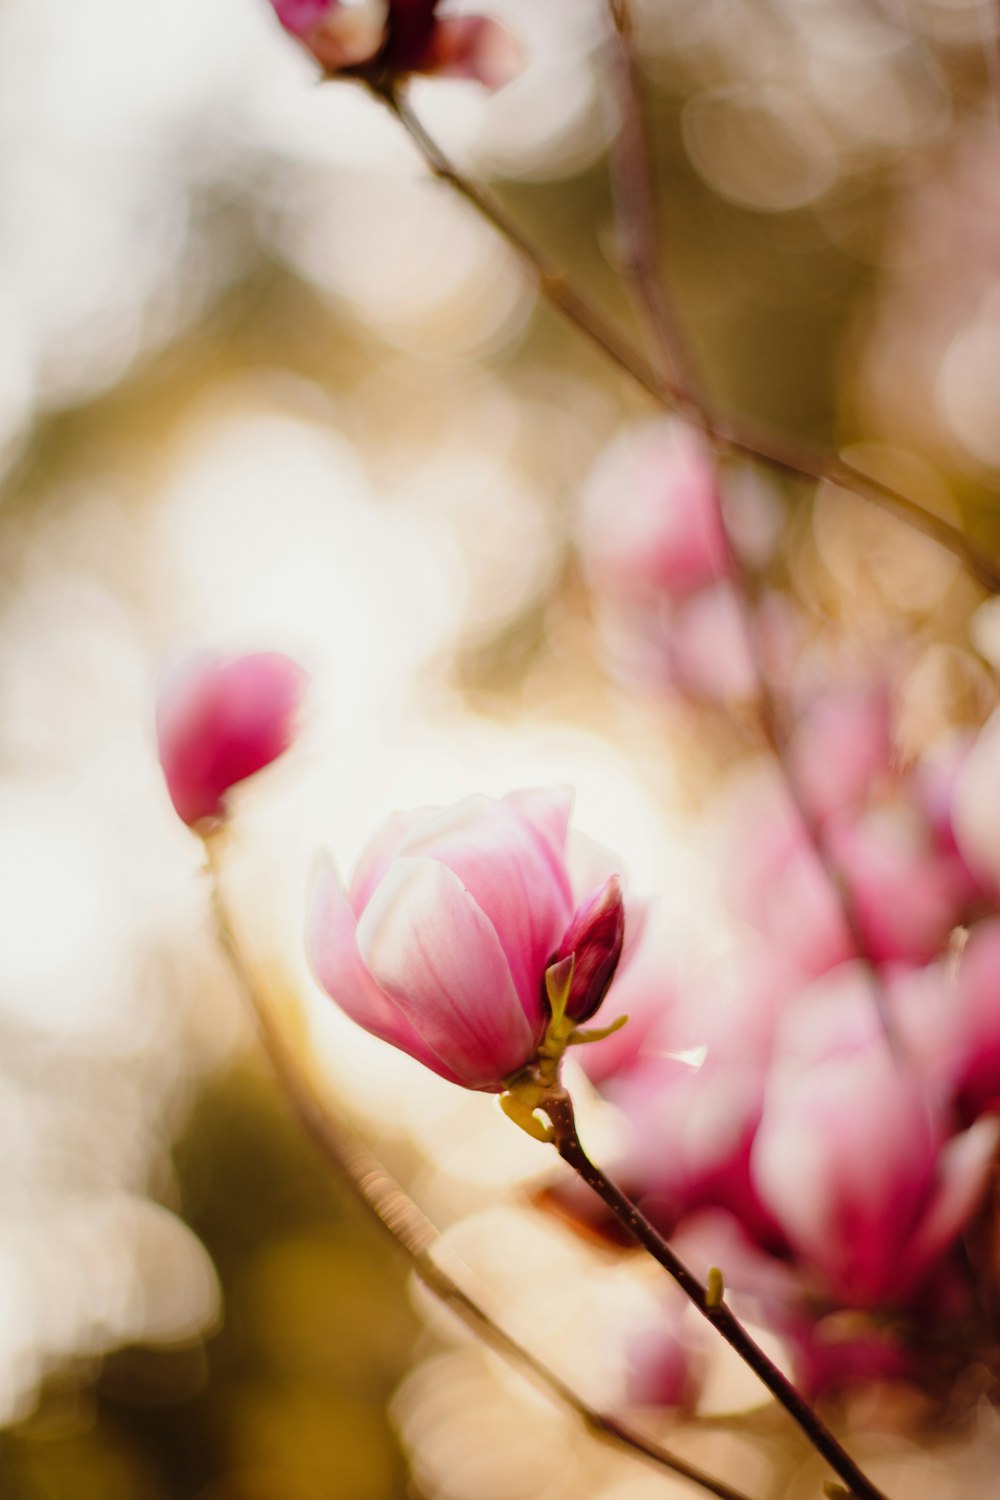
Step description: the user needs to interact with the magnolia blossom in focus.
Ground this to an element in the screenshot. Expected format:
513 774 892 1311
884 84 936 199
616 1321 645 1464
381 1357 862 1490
268 0 521 89
156 651 307 829
309 788 627 1091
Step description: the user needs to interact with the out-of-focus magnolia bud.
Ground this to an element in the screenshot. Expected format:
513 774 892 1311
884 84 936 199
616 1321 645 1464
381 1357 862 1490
271 0 389 72
156 651 306 831
267 0 521 90
625 1298 706 1411
309 787 628 1091
551 875 625 1024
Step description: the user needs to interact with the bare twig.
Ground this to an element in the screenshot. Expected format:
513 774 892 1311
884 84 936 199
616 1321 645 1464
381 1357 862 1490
202 834 757 1500
371 83 1000 595
543 1088 890 1500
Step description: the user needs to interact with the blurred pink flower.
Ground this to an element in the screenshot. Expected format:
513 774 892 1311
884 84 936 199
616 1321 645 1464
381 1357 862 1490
949 919 1000 1118
751 1036 998 1308
580 420 730 604
625 1298 707 1411
309 788 628 1091
725 770 966 978
789 679 893 825
787 1313 913 1401
573 910 678 1086
156 651 306 830
581 949 790 1246
826 801 966 967
268 0 521 89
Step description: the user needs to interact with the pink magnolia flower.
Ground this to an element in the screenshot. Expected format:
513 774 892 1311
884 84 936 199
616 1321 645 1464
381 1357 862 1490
751 1035 999 1308
724 771 966 979
156 651 306 829
625 1297 707 1411
789 679 893 826
309 788 627 1090
580 420 730 605
269 0 521 89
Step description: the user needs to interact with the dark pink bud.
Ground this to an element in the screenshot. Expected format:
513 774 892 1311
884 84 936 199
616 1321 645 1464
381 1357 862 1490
156 651 307 830
552 875 626 1023
267 0 520 89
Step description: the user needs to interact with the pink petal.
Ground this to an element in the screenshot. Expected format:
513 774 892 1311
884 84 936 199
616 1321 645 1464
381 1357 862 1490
424 16 524 90
554 875 625 1022
504 785 574 856
397 791 574 1022
357 855 538 1089
751 1045 937 1305
348 807 431 914
156 651 306 828
308 860 462 1085
908 1117 1000 1277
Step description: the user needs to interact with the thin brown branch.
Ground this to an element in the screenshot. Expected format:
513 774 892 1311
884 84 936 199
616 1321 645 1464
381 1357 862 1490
371 82 1000 596
543 1088 890 1500
203 834 757 1500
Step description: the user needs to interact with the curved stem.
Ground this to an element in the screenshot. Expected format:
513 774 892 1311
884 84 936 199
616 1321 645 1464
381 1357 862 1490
543 1089 889 1500
202 834 757 1500
372 83 1000 595
601 0 901 1056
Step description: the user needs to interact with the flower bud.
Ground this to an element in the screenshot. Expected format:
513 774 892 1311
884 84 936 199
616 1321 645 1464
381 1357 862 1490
267 0 520 90
156 651 306 830
551 874 625 1023
270 0 389 74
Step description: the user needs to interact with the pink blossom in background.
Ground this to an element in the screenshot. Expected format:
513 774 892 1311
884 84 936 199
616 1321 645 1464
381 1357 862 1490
573 912 679 1087
789 679 893 825
566 946 789 1248
826 800 967 966
580 420 730 604
267 0 521 88
722 772 855 979
156 651 307 829
578 419 798 703
787 1314 913 1401
625 1298 707 1411
309 788 628 1091
750 1036 998 1308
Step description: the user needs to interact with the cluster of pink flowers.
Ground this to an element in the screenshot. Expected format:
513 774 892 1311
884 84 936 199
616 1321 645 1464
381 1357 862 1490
155 620 1000 1409
563 417 1000 1404
155 658 627 1088
154 416 1000 1416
